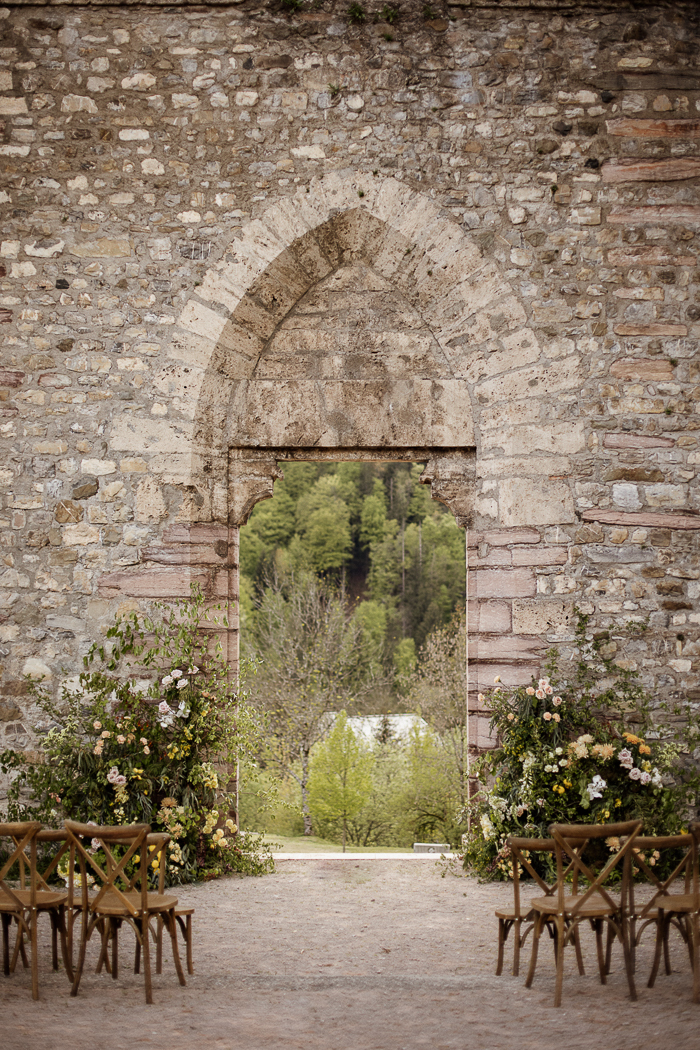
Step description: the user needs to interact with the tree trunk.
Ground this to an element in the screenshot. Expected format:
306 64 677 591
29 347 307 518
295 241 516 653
301 748 313 836
342 818 346 853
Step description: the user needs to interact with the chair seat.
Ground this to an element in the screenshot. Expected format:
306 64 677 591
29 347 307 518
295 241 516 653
90 891 178 918
0 889 68 911
175 906 194 917
656 894 699 915
530 892 620 918
495 906 534 921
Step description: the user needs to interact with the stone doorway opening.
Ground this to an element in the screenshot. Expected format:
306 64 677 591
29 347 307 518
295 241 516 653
232 447 473 844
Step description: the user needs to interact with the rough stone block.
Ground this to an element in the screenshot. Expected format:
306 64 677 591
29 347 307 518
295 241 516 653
511 599 574 635
467 528 541 548
511 547 568 567
606 117 700 138
468 567 536 599
602 158 700 182
499 478 575 527
467 600 511 633
610 359 674 381
581 510 700 531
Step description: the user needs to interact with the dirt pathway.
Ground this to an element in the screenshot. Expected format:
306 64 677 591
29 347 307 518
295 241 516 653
2 858 697 1050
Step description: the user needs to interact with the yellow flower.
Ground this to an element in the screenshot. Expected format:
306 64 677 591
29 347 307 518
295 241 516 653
615 798 622 807
639 744 651 755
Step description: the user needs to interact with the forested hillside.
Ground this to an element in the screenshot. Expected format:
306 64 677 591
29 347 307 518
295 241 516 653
240 461 466 699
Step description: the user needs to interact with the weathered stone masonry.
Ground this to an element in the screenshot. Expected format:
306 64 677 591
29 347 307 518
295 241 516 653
1 0 699 769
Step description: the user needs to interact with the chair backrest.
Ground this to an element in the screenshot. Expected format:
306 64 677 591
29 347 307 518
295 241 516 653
126 833 171 895
508 835 588 915
549 819 643 917
623 833 695 919
507 837 556 916
64 820 151 918
0 821 42 910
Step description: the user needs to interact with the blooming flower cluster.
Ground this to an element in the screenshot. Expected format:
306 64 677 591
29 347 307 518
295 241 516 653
461 636 695 882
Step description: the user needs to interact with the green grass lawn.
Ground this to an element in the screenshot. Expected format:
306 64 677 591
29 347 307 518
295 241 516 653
263 834 414 854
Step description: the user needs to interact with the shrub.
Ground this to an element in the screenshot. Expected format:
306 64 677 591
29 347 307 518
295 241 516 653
463 617 700 880
1 589 273 882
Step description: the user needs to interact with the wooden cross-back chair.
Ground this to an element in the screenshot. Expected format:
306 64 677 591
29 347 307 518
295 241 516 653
498 837 585 979
636 823 700 1002
525 819 642 1007
612 832 695 982
1 820 73 1000
94 832 194 980
8 827 75 984
64 820 186 1004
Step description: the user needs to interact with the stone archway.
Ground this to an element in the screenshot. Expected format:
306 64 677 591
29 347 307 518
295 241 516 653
104 171 585 740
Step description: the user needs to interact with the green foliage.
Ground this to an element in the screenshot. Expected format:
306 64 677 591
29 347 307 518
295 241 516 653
0 590 274 883
463 619 700 881
347 2 366 23
393 637 417 691
244 571 380 835
379 4 400 23
308 711 373 849
241 461 466 694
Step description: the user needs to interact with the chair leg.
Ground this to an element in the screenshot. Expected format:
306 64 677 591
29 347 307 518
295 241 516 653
166 910 187 987
692 911 700 1004
571 924 585 976
619 917 637 1003
663 922 672 977
96 918 110 975
156 916 163 976
594 920 607 985
11 918 29 973
70 911 91 998
134 933 141 974
525 913 543 990
512 918 523 977
496 918 508 976
141 915 153 1005
57 907 73 982
605 920 616 975
553 916 565 1009
30 907 39 1002
2 914 9 976
184 915 193 975
111 919 119 981
51 912 59 971
648 912 666 989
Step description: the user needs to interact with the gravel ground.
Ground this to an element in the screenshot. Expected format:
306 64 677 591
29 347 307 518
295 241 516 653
2 858 698 1050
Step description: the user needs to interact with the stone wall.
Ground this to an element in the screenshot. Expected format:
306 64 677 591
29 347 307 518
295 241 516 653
1 0 699 769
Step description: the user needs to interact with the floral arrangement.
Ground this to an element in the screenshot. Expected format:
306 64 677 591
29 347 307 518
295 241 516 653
1 589 273 883
463 617 700 881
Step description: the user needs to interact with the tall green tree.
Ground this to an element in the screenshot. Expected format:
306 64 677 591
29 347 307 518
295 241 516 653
307 711 373 851
244 572 380 835
408 611 469 812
